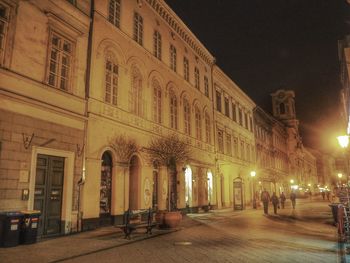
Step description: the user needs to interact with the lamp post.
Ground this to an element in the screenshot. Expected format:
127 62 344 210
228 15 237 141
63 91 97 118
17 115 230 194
251 171 256 209
337 135 350 187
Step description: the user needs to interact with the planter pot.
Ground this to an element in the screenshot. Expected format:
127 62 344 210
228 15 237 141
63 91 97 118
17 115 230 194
163 211 182 228
155 211 166 229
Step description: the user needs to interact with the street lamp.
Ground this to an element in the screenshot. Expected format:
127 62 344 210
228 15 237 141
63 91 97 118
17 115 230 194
250 171 256 209
337 135 350 187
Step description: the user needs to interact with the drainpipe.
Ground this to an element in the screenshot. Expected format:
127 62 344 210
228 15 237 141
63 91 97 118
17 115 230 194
77 0 94 233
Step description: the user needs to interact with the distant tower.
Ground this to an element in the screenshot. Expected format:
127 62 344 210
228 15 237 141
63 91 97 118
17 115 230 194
271 89 299 131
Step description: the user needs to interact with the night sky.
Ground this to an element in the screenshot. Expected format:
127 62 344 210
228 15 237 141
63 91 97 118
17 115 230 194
165 0 349 152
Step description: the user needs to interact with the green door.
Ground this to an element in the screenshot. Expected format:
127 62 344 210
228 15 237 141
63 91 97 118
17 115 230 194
34 154 65 236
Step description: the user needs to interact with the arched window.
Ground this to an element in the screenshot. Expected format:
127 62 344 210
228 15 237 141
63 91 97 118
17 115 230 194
170 91 178 129
205 113 211 143
195 106 202 140
100 152 113 217
105 53 118 105
130 66 143 116
153 30 161 60
185 165 192 206
183 98 191 135
152 79 162 123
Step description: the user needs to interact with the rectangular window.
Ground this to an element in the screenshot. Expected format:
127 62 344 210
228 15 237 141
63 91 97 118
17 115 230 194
170 94 178 129
218 129 224 154
233 137 238 157
232 103 237 122
216 90 222 112
0 3 9 64
195 108 202 140
184 99 191 135
238 108 243 126
47 31 74 91
205 114 211 144
153 87 162 123
105 60 118 105
249 116 253 132
244 112 248 129
133 12 143 45
108 0 121 28
240 141 244 160
183 57 189 81
194 67 200 89
224 97 230 117
170 44 177 72
204 76 209 97
226 134 232 156
153 30 161 60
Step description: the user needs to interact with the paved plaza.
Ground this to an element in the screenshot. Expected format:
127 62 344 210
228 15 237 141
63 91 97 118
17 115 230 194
0 196 346 263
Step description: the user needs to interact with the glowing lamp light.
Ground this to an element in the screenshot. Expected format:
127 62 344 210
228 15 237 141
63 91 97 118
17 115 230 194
337 135 350 149
338 173 343 178
290 179 294 184
250 171 256 177
308 183 311 187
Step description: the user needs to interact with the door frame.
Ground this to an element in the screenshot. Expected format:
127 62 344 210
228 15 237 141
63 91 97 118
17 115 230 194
29 146 75 235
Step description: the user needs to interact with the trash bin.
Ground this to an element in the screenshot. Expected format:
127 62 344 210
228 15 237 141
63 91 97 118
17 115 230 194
0 212 23 247
20 210 41 245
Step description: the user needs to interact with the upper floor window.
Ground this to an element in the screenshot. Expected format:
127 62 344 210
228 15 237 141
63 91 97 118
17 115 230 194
244 112 248 129
130 66 143 116
249 116 253 132
195 107 202 140
226 134 232 156
183 57 189 81
240 141 245 159
205 113 211 144
232 103 237 122
279 103 286 114
153 30 161 60
152 80 162 123
238 108 243 126
216 90 222 112
47 31 74 91
224 97 230 117
246 144 250 161
194 67 200 89
170 45 177 72
105 56 118 105
108 0 121 28
183 98 191 135
233 137 238 157
0 3 9 64
217 129 224 154
170 91 178 129
204 76 209 97
133 12 143 45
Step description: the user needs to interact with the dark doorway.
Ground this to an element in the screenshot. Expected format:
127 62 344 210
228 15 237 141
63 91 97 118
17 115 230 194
99 151 113 226
34 154 65 237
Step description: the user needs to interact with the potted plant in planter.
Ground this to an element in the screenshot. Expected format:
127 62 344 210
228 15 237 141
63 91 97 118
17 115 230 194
148 133 191 228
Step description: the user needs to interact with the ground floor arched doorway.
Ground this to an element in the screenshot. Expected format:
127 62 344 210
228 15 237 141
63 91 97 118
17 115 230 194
100 151 113 225
129 155 141 210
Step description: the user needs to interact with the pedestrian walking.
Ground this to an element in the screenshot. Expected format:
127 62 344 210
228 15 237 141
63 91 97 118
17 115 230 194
271 192 279 214
280 192 286 209
326 191 330 201
321 191 325 200
290 191 296 209
261 188 270 215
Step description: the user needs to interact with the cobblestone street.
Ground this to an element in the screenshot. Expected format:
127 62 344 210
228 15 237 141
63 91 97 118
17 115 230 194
0 197 345 263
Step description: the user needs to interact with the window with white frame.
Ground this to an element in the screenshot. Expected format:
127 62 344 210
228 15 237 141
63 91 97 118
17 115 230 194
205 113 211 144
204 76 209 97
183 98 191 135
130 66 143 116
153 30 161 60
217 129 224 153
194 67 200 89
170 44 177 72
226 134 232 156
152 79 162 123
47 31 74 91
183 57 189 81
195 106 202 140
133 12 143 45
108 0 121 28
0 2 9 64
105 55 118 105
170 91 178 129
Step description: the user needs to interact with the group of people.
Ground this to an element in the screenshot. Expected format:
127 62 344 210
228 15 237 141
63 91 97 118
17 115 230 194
260 189 296 215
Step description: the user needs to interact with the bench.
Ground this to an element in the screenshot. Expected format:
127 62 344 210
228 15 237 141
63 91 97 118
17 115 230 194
116 208 157 239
